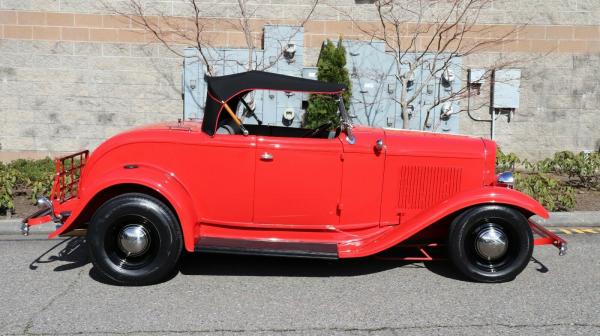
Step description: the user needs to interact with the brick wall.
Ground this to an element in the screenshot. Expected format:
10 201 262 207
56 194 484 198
1 0 600 161
3 10 600 52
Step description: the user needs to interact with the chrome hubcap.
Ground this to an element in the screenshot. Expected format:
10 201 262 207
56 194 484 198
117 224 150 257
475 226 508 261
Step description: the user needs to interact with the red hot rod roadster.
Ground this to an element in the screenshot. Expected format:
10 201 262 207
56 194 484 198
23 71 566 285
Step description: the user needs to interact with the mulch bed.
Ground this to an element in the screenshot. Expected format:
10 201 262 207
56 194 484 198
574 189 600 211
11 192 39 219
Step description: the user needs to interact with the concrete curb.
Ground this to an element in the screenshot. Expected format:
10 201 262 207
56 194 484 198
530 211 600 228
2 211 600 235
0 219 56 235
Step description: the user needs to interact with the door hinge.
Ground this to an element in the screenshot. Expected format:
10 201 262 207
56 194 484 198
336 203 343 215
340 153 344 161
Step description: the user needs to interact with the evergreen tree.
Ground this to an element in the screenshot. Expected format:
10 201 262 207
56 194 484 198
303 38 351 129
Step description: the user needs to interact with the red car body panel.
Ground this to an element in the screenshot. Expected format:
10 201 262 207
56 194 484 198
44 121 550 257
339 186 549 257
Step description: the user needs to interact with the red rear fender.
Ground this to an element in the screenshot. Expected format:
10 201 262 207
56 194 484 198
339 186 549 257
50 164 198 252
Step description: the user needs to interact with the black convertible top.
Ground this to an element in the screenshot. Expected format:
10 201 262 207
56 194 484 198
202 70 346 135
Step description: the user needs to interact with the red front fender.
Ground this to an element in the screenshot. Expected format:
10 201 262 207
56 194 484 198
339 186 549 258
49 164 198 252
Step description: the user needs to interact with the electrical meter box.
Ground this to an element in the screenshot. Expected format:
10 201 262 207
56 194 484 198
493 69 521 109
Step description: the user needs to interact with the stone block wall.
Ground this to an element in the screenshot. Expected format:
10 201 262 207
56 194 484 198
1 0 600 161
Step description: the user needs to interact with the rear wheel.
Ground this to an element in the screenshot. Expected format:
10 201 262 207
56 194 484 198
88 193 182 285
448 205 533 283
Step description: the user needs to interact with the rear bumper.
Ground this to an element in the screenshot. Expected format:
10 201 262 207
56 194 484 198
21 197 63 235
530 220 567 256
20 150 88 236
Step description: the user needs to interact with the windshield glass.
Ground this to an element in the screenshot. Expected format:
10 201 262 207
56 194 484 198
214 90 345 140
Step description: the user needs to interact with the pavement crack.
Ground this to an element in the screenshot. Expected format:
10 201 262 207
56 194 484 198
8 322 600 335
22 268 85 335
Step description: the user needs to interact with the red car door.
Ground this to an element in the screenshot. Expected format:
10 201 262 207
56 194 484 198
338 127 386 229
195 134 257 225
253 135 343 228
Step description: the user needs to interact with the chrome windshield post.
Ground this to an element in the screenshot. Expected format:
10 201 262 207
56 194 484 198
336 96 355 144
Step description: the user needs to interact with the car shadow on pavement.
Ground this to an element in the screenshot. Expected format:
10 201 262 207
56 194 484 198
28 239 550 284
178 252 429 278
29 237 89 272
26 239 465 283
531 256 549 273
424 256 551 282
179 252 550 282
423 261 468 281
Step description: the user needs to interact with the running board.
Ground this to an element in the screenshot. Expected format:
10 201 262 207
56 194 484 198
195 237 339 259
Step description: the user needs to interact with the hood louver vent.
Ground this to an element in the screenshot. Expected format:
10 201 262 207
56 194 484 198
397 166 462 221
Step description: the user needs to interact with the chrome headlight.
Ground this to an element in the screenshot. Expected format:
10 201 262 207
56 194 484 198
497 171 514 189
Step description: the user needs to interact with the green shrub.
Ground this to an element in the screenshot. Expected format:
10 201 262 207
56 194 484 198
5 158 56 204
515 172 576 212
0 164 18 213
528 151 600 189
496 148 521 172
31 173 55 202
550 151 599 189
532 157 554 173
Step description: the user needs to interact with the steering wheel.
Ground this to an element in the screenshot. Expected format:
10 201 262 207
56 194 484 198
304 121 333 138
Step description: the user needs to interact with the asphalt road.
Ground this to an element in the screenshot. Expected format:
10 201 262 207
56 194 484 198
0 234 598 336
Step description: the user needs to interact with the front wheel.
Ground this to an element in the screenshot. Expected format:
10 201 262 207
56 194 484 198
88 193 183 285
448 205 533 283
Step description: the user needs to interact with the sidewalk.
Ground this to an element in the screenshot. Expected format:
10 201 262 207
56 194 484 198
2 211 600 235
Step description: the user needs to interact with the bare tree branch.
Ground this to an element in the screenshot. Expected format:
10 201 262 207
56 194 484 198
339 0 525 129
103 0 319 75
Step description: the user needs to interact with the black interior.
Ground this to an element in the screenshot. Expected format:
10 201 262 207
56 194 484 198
202 71 346 136
244 124 338 139
215 94 340 139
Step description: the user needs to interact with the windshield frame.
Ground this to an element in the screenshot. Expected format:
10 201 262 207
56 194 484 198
336 95 355 144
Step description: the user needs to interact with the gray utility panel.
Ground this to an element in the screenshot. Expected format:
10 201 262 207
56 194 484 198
493 69 521 109
340 40 461 132
183 25 306 128
183 25 517 133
